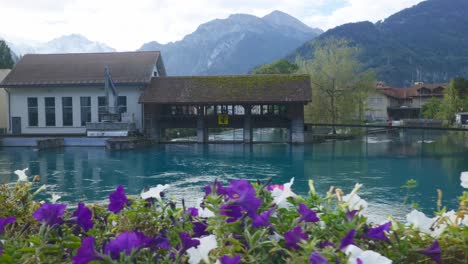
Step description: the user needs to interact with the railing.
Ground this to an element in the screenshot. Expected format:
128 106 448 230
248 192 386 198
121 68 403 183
305 123 468 132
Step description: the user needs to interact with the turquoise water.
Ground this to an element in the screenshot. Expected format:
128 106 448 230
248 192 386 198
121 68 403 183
1 131 467 221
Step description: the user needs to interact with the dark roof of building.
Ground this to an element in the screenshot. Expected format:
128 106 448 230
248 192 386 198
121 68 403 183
139 75 311 104
1 51 162 87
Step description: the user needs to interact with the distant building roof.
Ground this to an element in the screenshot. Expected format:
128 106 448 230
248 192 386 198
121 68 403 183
376 82 447 99
140 75 311 104
0 51 164 87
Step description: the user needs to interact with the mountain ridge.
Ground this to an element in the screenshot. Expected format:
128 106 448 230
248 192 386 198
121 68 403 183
139 10 322 75
289 0 468 87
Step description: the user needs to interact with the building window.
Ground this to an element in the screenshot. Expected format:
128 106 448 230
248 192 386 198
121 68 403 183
27 97 38 127
45 97 56 126
98 96 107 122
80 97 91 126
117 96 127 114
62 97 73 126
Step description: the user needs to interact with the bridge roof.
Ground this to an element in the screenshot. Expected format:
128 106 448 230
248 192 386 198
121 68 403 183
140 75 311 104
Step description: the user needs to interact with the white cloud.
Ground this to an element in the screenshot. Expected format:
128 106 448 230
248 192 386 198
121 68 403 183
0 0 425 51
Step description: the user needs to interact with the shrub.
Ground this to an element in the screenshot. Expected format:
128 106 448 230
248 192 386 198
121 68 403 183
0 170 467 263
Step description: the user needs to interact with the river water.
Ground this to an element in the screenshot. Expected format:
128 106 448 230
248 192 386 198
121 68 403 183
1 131 467 222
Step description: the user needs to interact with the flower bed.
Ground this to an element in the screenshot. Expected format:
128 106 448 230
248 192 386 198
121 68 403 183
0 169 467 263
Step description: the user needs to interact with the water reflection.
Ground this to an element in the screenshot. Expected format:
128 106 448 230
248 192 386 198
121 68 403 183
0 131 466 221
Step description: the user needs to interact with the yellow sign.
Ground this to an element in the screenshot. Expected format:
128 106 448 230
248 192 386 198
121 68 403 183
218 114 229 125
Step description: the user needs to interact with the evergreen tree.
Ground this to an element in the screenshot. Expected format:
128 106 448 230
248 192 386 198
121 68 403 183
0 40 15 69
252 59 299 74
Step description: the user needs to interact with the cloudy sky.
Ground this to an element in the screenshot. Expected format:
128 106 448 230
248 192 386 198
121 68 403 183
0 0 425 51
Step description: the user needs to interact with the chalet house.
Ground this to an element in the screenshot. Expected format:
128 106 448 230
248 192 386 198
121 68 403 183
0 52 166 135
366 82 447 120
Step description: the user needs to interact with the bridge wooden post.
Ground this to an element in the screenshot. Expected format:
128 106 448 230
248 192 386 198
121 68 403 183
289 104 305 143
146 105 161 143
243 105 253 143
197 107 207 143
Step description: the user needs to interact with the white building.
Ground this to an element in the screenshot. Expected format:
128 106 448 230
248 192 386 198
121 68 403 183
0 69 11 133
0 51 166 135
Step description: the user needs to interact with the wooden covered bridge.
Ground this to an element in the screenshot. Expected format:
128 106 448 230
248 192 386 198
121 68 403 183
139 75 311 143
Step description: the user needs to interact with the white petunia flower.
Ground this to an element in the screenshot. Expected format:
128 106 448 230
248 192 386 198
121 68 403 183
141 184 170 202
461 171 468 188
344 245 392 264
194 198 215 218
14 168 29 182
405 209 467 237
198 207 215 218
187 235 217 264
50 193 61 203
343 193 368 211
271 177 296 209
406 209 436 235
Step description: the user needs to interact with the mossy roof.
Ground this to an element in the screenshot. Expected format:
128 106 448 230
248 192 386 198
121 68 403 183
139 75 311 104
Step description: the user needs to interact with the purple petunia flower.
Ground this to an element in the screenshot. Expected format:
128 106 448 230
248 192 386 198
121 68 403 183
187 207 199 217
252 208 274 228
366 222 392 243
284 226 308 250
357 258 363 264
418 240 442 264
104 231 148 260
153 235 171 250
108 185 128 214
220 255 241 264
203 182 227 197
72 237 103 264
178 232 200 254
298 204 319 223
339 229 356 250
318 240 335 249
193 222 209 237
33 203 67 226
309 252 328 264
345 210 359 221
225 180 262 217
220 204 243 223
72 203 94 232
0 216 16 235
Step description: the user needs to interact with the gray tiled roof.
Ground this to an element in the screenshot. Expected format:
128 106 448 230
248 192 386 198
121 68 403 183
140 75 311 104
1 51 161 87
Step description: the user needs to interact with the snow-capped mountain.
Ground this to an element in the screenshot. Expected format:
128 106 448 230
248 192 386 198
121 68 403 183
8 34 115 55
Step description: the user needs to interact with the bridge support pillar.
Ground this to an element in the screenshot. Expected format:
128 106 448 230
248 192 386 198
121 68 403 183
289 104 304 143
243 105 253 143
146 105 161 143
197 115 207 143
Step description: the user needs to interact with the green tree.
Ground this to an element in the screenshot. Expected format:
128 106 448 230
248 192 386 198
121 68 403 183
450 77 468 98
438 78 467 123
297 38 376 132
252 59 298 74
0 40 14 69
421 97 441 119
